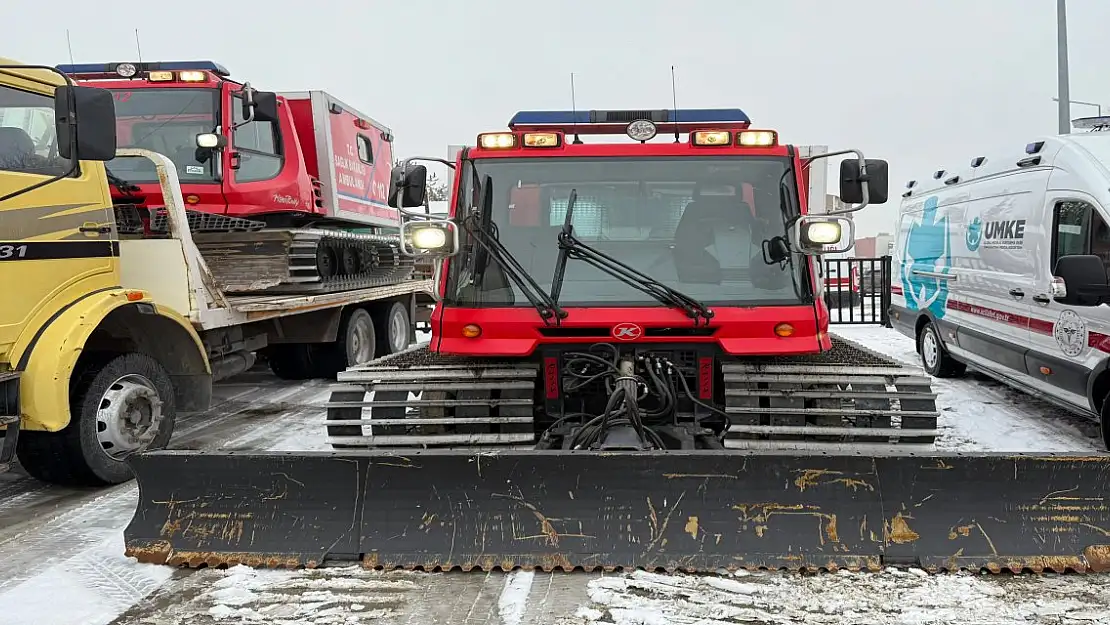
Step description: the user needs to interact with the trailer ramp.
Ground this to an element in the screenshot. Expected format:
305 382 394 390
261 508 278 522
123 450 1110 574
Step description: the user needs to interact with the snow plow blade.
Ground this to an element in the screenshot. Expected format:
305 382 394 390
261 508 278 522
123 450 1110 574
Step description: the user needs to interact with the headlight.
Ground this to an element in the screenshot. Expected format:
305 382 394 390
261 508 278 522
410 227 448 249
803 221 842 245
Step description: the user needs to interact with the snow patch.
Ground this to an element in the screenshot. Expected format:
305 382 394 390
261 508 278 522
498 570 535 625
570 570 1110 625
144 565 417 624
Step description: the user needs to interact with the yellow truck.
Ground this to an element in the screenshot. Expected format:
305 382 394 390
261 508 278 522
0 57 434 487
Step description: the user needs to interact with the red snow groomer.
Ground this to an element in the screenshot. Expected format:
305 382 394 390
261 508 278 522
57 60 411 295
123 109 1110 575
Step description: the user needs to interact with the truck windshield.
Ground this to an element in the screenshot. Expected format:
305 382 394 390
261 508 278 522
449 155 810 308
104 88 219 184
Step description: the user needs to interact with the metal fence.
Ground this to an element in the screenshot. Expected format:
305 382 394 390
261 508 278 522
822 256 892 327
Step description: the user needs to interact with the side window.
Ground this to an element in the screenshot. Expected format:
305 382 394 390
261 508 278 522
0 85 68 176
231 95 282 183
1051 200 1110 275
356 135 373 164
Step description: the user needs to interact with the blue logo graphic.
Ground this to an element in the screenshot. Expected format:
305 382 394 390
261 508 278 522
900 196 952 319
966 216 982 252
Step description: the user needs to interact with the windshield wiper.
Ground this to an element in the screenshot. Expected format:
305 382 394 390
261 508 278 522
551 189 714 326
463 176 566 325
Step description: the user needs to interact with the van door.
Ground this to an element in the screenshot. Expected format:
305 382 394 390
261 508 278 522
945 181 1035 377
1026 194 1110 409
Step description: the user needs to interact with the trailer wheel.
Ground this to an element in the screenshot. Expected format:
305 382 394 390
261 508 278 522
376 301 411 355
918 321 965 378
17 352 176 486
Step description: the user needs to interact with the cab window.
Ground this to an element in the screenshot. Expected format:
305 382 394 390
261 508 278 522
0 84 68 176
1051 200 1110 275
231 94 282 183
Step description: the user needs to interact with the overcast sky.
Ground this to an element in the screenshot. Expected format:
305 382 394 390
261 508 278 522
8 0 1110 237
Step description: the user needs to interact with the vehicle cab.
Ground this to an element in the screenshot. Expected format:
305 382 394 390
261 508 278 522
386 109 889 357
56 60 316 226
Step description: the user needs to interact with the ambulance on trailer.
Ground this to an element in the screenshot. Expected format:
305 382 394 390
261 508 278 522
890 116 1110 448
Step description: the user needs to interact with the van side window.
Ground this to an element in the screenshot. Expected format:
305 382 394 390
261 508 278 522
1052 200 1110 274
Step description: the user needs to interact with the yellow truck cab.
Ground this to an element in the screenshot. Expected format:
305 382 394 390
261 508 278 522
0 58 210 485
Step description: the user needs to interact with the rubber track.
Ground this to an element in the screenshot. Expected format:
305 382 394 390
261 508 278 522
326 346 539 448
722 335 939 448
325 336 937 450
195 228 416 295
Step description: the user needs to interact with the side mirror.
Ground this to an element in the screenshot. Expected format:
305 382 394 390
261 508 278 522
400 220 459 257
252 91 279 123
54 85 117 161
761 236 790 264
840 158 889 205
1052 255 1110 306
387 163 428 208
196 133 228 149
792 215 854 254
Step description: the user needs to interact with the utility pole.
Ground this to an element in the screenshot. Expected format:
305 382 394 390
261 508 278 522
1057 0 1072 134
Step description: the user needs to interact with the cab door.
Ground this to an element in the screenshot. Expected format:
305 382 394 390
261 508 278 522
0 77 116 353
1025 193 1110 409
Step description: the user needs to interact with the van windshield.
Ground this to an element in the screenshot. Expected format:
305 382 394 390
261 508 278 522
448 155 811 308
105 88 219 183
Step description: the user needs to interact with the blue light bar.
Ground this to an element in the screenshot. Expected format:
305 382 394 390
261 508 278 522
55 60 231 77
509 108 751 130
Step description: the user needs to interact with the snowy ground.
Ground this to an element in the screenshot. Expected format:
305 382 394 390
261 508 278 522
0 325 1107 625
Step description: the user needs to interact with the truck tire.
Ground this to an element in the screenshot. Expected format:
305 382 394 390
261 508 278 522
376 301 411 355
315 307 377 378
268 344 319 380
918 321 966 378
17 352 176 486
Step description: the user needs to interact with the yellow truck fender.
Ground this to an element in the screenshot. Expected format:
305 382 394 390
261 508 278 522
12 289 211 432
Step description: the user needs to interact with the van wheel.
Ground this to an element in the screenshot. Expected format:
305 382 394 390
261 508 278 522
918 321 966 378
17 352 176 486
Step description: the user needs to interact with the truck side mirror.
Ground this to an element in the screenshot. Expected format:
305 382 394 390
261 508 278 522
1053 254 1110 306
54 85 117 161
792 215 854 255
252 91 279 123
387 163 428 208
840 158 889 205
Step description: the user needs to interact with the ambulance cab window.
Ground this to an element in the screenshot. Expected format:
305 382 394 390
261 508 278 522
232 94 282 183
1052 200 1110 274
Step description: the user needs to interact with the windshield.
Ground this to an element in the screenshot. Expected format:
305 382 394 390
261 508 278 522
105 88 219 183
448 156 810 308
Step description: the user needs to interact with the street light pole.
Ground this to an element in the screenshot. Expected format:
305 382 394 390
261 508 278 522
1053 97 1102 117
1057 0 1072 134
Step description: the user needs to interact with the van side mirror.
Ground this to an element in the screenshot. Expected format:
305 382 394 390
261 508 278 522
387 163 428 208
1053 255 1110 306
840 158 889 205
54 85 117 161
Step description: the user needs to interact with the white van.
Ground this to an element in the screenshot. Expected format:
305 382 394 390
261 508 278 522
889 120 1110 449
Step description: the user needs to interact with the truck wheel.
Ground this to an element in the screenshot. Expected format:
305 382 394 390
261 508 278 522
17 352 176 487
918 321 966 378
314 307 377 378
376 301 411 355
267 344 319 380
